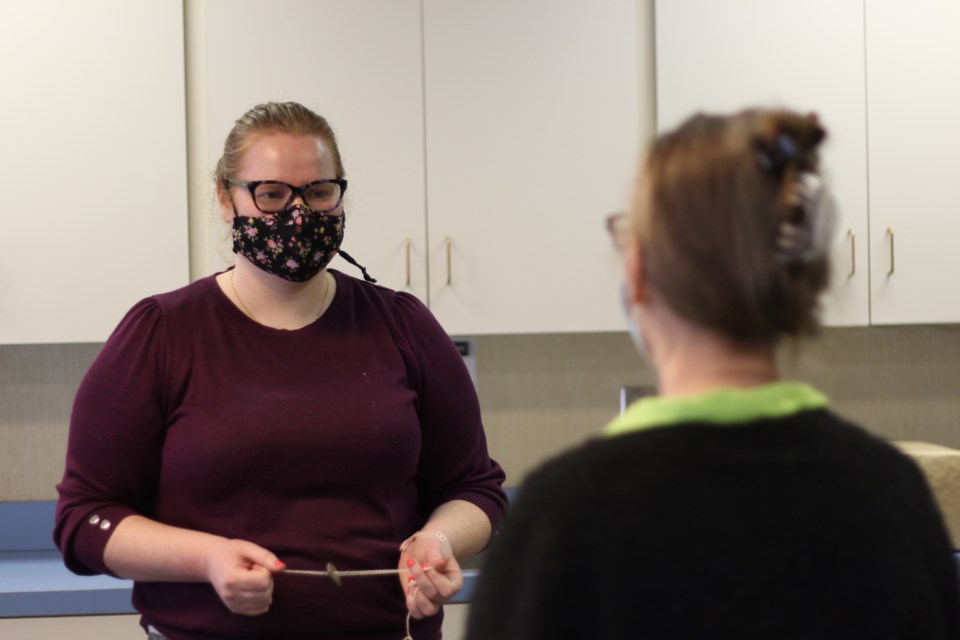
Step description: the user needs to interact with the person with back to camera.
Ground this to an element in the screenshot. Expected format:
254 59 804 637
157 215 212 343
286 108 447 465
465 109 960 640
54 101 507 640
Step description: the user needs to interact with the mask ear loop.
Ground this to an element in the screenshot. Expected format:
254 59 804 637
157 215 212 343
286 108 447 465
328 209 377 283
338 249 377 283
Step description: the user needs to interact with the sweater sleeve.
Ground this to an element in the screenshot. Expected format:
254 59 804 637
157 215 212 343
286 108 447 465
390 292 507 533
53 297 168 576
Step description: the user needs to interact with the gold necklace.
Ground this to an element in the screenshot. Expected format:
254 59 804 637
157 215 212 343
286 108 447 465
230 269 331 323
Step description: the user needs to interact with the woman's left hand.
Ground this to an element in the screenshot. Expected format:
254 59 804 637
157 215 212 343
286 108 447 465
399 531 463 619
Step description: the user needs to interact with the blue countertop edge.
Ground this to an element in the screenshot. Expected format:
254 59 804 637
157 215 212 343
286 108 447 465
0 550 477 617
13 492 960 619
0 500 490 618
8 549 960 619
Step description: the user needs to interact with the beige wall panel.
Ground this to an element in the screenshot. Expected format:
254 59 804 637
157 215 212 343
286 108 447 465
474 327 960 486
3 328 960 500
0 614 141 639
0 344 100 501
0 612 468 639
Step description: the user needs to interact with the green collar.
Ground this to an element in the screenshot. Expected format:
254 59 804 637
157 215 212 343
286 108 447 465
603 381 829 438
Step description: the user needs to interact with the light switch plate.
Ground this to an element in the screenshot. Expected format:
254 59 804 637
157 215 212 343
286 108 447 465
453 338 477 386
619 385 657 414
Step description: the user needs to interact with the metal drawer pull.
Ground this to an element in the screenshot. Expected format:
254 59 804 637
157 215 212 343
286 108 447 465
445 237 453 286
404 238 411 287
847 229 856 278
886 228 895 276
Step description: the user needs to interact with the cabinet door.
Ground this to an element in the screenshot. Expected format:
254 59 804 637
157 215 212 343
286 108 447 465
866 2 960 324
201 0 427 298
655 0 870 327
0 0 188 344
423 0 640 334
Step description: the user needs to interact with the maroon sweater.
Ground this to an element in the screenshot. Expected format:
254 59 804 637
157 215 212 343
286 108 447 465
54 269 507 640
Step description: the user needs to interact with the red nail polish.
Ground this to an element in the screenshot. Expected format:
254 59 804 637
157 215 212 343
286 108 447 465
275 560 286 570
408 576 416 583
406 559 416 568
422 563 432 570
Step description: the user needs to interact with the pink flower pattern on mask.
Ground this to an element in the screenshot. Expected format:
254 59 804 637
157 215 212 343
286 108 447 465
232 204 344 282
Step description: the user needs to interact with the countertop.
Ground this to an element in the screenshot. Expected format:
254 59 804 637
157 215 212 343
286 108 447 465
0 501 480 618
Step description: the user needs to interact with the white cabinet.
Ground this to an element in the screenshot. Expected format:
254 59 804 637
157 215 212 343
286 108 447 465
0 0 189 344
422 0 639 334
655 0 960 327
200 0 429 299
655 0 870 327
865 2 960 324
199 0 639 335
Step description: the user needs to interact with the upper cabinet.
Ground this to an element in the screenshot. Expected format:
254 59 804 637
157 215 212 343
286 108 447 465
865 2 960 325
655 0 870 327
199 0 640 335
0 0 189 344
199 0 429 300
656 0 960 327
422 0 640 334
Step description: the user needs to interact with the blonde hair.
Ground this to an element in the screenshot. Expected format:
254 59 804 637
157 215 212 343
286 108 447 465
635 108 831 345
214 101 345 186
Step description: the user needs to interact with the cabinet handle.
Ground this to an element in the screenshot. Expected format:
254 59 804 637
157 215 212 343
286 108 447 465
403 238 411 287
886 228 895 276
445 237 453 286
847 229 855 278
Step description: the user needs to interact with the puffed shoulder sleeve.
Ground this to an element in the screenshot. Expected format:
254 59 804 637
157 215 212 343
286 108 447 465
54 297 168 576
391 292 508 533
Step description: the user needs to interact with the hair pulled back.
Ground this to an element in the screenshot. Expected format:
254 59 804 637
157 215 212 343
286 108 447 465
214 101 345 186
635 108 832 345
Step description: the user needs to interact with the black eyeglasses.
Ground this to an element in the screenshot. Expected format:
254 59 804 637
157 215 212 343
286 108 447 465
226 178 347 214
606 212 630 251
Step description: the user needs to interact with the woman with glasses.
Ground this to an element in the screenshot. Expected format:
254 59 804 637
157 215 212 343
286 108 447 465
54 101 506 640
466 109 960 639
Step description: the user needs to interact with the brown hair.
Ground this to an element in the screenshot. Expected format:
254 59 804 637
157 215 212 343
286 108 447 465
214 101 345 186
634 108 830 345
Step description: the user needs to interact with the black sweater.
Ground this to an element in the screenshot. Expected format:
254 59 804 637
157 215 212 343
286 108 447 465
467 409 960 640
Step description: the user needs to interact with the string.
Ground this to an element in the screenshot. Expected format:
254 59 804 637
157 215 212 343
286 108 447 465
403 583 418 640
404 611 414 640
338 249 378 283
281 563 425 639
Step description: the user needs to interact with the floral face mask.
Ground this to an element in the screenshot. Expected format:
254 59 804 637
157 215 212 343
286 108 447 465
232 204 344 282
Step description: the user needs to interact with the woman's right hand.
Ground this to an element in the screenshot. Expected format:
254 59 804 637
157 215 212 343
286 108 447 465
205 538 286 616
